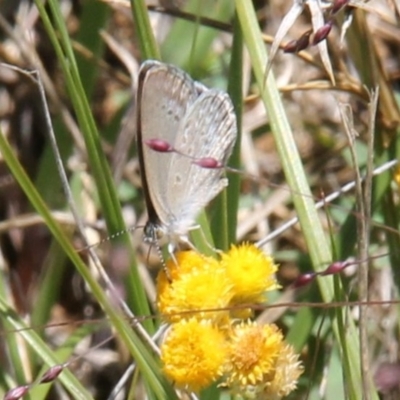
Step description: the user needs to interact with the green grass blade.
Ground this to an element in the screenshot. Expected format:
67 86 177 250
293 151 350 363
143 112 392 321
235 1 378 398
130 0 160 60
0 126 177 399
33 0 152 329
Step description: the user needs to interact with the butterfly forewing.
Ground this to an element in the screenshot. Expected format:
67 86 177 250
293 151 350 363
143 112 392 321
137 61 198 232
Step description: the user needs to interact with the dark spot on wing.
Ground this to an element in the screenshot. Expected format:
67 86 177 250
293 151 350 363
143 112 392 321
174 173 182 185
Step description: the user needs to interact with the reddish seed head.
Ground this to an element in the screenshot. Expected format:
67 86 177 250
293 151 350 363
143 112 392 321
4 385 30 400
283 31 311 53
40 365 64 383
293 272 316 289
374 362 400 393
193 157 223 169
296 31 312 51
145 139 174 153
321 261 348 276
283 40 298 54
312 21 333 45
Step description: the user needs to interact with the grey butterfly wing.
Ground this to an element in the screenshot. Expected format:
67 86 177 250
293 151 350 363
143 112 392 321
137 61 199 230
165 88 237 236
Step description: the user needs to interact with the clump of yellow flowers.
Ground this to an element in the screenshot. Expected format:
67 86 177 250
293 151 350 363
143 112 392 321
157 243 303 398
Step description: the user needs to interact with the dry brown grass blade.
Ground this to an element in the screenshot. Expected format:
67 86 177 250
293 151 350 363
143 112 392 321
263 0 305 84
308 0 335 84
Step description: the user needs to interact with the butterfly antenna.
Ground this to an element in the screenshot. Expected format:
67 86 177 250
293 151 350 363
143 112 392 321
147 241 172 281
77 225 144 253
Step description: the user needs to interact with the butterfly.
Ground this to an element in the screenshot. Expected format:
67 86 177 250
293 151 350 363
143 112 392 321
136 60 237 249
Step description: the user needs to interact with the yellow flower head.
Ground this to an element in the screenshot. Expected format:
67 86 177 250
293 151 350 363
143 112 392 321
158 251 215 283
263 342 303 399
157 251 233 323
223 321 283 396
221 244 280 304
161 318 228 392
